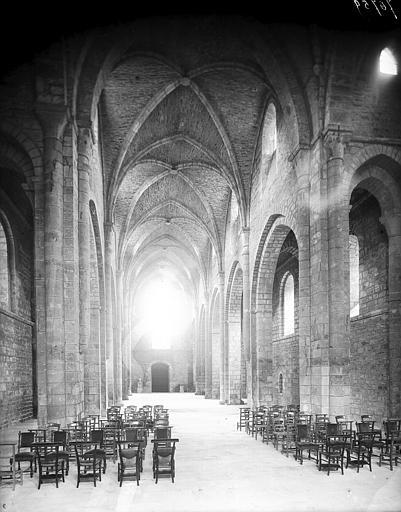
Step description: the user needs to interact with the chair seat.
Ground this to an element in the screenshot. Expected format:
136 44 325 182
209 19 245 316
84 448 105 457
14 452 35 461
120 448 138 458
156 448 173 457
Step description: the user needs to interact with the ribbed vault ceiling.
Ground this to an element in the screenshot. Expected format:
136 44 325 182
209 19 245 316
96 17 273 299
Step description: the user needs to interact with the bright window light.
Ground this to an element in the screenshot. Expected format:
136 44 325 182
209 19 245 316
135 275 193 349
380 48 398 75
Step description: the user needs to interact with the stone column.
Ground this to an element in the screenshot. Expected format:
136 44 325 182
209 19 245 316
218 272 226 404
241 227 251 403
204 295 212 398
114 270 123 405
32 175 47 425
324 129 351 418
104 222 115 406
380 211 401 416
37 105 68 424
121 277 127 400
292 146 312 413
77 126 92 414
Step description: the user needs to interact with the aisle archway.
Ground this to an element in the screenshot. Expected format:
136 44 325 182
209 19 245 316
151 362 170 392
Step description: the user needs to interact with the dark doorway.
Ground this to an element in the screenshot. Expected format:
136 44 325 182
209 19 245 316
151 363 169 392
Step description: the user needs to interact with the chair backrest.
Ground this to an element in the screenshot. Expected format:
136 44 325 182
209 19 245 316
19 431 35 449
154 426 172 440
125 427 146 443
118 440 141 462
90 429 104 444
273 418 285 433
357 421 374 433
325 434 347 452
35 443 60 466
296 423 311 441
326 423 339 436
152 438 179 458
383 418 401 435
73 441 99 459
52 430 67 444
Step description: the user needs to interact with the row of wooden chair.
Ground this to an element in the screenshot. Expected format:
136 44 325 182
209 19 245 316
9 403 179 488
238 407 401 474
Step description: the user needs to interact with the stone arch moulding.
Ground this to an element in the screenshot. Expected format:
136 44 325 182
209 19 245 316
347 151 401 418
251 217 298 407
345 145 401 199
0 208 17 312
89 200 105 307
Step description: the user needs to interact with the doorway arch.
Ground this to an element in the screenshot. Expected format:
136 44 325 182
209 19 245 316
151 362 170 392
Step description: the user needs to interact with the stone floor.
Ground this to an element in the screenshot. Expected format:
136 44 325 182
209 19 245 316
1 393 401 512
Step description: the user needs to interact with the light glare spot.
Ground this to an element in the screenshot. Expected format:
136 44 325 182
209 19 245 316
380 48 398 75
135 277 193 349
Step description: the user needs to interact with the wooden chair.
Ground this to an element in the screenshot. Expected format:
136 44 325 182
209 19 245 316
151 438 179 483
52 430 70 476
89 429 107 473
272 417 286 450
117 440 142 486
124 427 147 471
380 419 401 471
12 431 36 477
281 412 297 457
73 442 103 487
35 442 65 489
318 434 347 475
346 431 379 473
0 442 23 490
294 423 321 465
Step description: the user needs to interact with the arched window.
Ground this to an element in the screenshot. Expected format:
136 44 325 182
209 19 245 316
0 220 9 309
278 373 283 394
379 48 398 75
282 272 295 336
261 102 277 174
349 234 360 318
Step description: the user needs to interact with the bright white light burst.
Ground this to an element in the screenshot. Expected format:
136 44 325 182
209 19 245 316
380 48 398 75
135 277 193 349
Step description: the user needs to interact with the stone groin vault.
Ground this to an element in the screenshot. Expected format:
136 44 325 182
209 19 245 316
0 16 400 429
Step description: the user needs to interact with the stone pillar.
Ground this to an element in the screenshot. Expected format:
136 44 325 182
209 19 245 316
121 278 127 400
204 295 212 398
324 130 351 418
241 227 251 403
32 175 47 425
78 126 92 414
218 272 226 404
380 211 401 416
37 105 68 424
293 147 312 413
105 222 115 406
114 270 123 405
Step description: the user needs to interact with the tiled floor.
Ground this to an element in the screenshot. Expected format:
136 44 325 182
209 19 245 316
1 393 401 512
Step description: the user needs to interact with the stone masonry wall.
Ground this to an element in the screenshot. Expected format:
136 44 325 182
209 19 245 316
349 193 389 424
0 192 34 428
271 248 300 406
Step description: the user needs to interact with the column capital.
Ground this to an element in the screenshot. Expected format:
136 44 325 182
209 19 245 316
77 121 96 147
323 126 352 161
35 103 68 139
241 227 250 255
